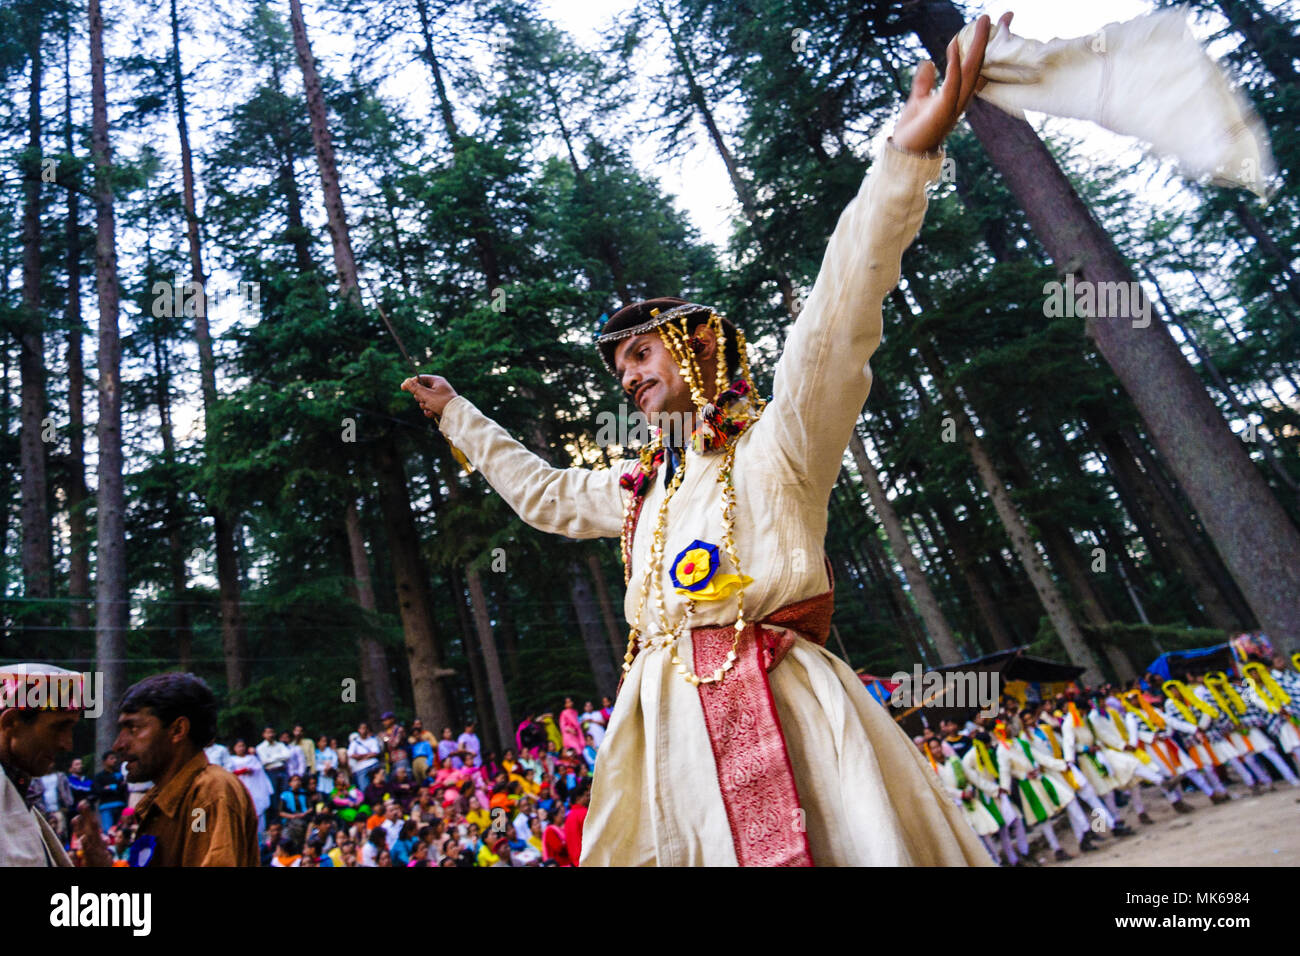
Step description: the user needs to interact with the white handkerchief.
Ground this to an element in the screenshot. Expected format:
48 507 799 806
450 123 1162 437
958 10 1276 198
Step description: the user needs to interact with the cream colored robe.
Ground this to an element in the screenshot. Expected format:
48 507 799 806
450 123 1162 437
0 767 73 866
439 141 991 866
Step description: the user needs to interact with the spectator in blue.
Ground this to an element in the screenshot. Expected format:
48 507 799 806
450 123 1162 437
67 756 94 803
279 774 311 824
409 728 435 783
391 820 419 866
91 751 127 832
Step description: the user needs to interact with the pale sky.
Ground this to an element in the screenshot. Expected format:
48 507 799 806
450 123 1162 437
537 0 1188 246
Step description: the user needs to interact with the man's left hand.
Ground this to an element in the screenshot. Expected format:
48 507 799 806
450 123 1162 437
892 12 1007 155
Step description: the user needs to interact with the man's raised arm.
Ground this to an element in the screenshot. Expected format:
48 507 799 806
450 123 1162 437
755 15 996 494
402 375 629 540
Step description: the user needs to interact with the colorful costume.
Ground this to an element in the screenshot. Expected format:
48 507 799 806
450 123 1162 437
436 141 990 866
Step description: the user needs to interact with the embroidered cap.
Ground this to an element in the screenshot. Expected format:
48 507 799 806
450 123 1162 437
596 297 739 377
0 663 86 712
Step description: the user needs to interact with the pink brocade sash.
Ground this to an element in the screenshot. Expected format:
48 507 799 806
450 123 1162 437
690 585 833 867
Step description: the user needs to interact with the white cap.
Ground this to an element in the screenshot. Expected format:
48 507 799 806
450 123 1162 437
0 663 86 712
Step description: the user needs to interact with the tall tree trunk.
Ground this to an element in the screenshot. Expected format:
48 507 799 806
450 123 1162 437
569 568 621 697
20 17 52 632
1141 264 1298 497
586 553 625 658
447 568 496 746
64 29 90 641
290 0 457 719
913 3 1300 650
90 0 127 757
492 578 521 683
373 437 453 730
149 315 193 668
1120 426 1258 626
344 497 395 724
169 0 247 688
848 430 961 663
1216 0 1300 86
655 0 797 315
441 474 513 750
1084 402 1248 630
465 569 513 752
916 341 1103 682
288 0 359 300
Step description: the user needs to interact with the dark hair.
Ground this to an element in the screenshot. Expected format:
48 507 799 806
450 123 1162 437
686 312 742 379
102 750 116 761
118 672 218 747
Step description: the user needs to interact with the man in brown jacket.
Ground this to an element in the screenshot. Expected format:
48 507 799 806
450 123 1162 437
113 672 258 866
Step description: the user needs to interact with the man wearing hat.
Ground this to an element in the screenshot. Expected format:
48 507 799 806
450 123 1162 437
0 663 108 866
403 17 998 866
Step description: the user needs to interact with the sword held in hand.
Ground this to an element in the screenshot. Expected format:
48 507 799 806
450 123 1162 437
365 281 474 475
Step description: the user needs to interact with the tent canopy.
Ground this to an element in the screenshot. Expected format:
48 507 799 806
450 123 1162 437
1146 643 1236 681
889 646 1086 735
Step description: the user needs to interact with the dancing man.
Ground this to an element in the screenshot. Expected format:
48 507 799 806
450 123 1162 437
403 16 1002 865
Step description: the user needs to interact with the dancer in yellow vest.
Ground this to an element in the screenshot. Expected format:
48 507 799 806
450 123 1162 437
1187 675 1268 793
1160 685 1227 799
1248 661 1300 762
1121 689 1221 805
1230 672 1300 789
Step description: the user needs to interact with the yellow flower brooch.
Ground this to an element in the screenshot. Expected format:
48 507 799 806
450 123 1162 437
670 540 752 601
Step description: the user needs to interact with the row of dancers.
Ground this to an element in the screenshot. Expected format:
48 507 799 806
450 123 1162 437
919 658 1300 865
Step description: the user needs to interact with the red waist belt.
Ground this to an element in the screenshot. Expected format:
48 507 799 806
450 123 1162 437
622 576 835 867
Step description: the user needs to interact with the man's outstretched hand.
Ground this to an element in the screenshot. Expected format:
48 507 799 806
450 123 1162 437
401 374 458 419
892 12 1009 155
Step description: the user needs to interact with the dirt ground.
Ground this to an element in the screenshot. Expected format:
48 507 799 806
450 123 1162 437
1027 781 1300 867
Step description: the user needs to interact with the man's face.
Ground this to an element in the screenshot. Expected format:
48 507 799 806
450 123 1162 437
262 727 274 742
0 710 80 776
113 708 181 783
616 333 693 422
70 757 83 775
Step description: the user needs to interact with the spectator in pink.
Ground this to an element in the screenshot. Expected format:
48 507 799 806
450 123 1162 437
559 697 584 755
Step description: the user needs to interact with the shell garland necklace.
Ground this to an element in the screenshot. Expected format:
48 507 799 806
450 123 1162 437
617 311 766 688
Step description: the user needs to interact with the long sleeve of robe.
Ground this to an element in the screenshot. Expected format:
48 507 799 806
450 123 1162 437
437 140 991 867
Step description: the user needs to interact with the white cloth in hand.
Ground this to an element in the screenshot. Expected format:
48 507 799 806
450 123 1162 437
958 10 1275 198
